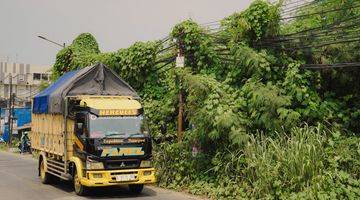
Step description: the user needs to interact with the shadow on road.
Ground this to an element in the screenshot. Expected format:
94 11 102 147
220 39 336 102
51 180 157 199
85 186 157 199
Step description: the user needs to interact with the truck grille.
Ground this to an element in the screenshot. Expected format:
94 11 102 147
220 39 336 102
105 159 140 169
110 171 138 176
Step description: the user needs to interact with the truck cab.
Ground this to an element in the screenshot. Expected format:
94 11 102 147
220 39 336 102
67 96 155 195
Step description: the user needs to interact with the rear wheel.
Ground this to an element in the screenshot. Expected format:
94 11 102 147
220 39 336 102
129 184 144 194
73 168 87 196
39 159 51 184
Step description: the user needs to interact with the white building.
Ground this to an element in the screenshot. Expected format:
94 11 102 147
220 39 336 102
0 62 51 102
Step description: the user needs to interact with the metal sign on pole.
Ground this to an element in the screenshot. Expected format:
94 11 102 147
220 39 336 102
176 56 185 68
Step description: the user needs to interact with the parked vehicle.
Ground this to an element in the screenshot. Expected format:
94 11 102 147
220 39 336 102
30 63 155 195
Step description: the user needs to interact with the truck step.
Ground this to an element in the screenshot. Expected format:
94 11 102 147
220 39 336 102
47 159 65 167
46 159 71 181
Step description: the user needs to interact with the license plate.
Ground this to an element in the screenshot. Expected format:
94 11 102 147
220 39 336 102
115 174 136 182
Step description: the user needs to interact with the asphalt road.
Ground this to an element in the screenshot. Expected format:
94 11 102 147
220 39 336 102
0 151 200 200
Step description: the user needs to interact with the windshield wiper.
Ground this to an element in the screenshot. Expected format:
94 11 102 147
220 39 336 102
123 133 143 140
101 133 124 140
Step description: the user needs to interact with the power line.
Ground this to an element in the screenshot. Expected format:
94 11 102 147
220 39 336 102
282 0 313 7
281 3 360 20
278 14 360 38
152 57 176 73
157 36 171 47
148 1 360 76
257 14 360 49
157 43 177 54
258 27 360 48
154 54 177 65
263 20 360 44
281 0 316 15
256 37 360 52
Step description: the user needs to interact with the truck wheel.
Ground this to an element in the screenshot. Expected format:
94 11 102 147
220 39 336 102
129 184 144 194
73 168 87 196
39 159 51 184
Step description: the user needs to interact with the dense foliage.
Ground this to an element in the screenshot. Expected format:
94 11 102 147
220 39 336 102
53 34 161 90
51 0 360 199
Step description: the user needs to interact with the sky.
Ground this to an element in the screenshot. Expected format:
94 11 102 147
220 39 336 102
0 0 253 66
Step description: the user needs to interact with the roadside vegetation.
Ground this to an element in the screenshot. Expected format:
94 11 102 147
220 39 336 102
0 138 19 151
0 143 8 151
51 0 360 199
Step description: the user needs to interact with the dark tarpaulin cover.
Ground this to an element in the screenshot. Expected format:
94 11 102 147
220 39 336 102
33 63 139 114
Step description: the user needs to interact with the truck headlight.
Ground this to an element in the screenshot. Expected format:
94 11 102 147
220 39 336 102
86 159 104 170
140 160 152 168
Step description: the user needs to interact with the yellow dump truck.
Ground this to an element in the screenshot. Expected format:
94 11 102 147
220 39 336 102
30 63 156 195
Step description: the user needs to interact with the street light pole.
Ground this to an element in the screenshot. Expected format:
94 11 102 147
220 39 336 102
37 35 65 48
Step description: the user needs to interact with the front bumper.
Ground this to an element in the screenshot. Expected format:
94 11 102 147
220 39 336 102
80 168 156 187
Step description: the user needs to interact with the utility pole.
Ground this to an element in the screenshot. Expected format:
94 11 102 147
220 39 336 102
10 93 15 145
29 85 32 101
176 37 185 142
7 74 12 145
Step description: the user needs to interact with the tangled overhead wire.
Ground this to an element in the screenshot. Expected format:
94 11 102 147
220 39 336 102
151 0 360 72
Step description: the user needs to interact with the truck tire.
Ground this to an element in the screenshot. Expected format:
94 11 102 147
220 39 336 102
39 158 51 184
73 168 87 196
129 184 144 194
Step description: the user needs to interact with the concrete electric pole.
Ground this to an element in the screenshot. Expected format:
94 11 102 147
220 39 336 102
7 74 13 145
176 38 185 142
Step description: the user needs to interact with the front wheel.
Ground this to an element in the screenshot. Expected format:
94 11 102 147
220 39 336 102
129 184 144 194
73 168 87 196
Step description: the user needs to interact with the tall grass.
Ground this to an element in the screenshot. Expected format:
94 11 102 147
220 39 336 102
243 125 327 197
154 124 360 199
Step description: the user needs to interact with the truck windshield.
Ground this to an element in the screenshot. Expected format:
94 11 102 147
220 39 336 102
88 115 146 139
